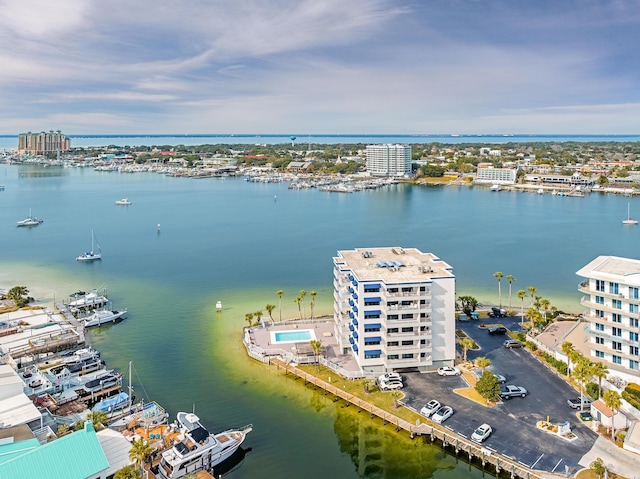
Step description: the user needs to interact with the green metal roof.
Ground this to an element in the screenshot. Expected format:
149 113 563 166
0 422 109 479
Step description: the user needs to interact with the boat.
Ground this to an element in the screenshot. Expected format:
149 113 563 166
623 203 638 225
490 184 502 192
153 412 252 478
16 209 44 227
537 188 544 195
92 391 130 413
68 289 108 310
76 229 102 261
115 198 132 205
83 309 127 327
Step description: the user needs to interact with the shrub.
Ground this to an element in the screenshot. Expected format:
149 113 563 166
622 383 640 410
586 382 599 399
516 332 526 342
525 340 538 351
537 350 568 375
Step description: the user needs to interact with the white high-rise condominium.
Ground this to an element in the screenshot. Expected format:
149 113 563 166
577 255 640 382
333 247 456 374
365 144 412 177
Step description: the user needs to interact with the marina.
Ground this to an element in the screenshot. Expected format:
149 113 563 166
2 163 640 478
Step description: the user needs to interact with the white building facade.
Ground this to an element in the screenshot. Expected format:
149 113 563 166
333 247 456 374
577 256 640 382
365 144 412 177
475 167 518 185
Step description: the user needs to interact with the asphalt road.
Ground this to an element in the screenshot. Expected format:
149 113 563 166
401 315 599 475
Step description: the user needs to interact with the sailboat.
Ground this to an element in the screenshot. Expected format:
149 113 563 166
16 209 44 227
76 229 102 261
622 203 638 225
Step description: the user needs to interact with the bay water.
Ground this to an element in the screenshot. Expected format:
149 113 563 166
1 163 639 478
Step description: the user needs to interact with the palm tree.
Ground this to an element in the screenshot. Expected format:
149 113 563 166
476 356 491 372
254 310 263 326
602 389 622 443
299 290 307 319
276 290 284 322
293 297 302 319
309 291 317 320
517 289 527 326
114 465 140 479
265 304 275 324
86 411 108 430
506 275 515 307
539 298 550 325
245 312 254 328
391 390 403 408
527 285 537 308
493 272 504 308
128 438 154 473
459 338 475 362
592 362 609 398
573 358 593 411
310 339 324 370
561 341 576 375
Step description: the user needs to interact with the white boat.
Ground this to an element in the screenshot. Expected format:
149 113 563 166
490 184 502 192
76 229 102 261
623 202 638 225
16 209 44 227
154 412 252 478
115 198 132 205
83 309 127 327
537 188 544 195
68 289 108 309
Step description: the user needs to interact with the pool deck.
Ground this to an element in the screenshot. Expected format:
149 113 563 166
248 317 361 374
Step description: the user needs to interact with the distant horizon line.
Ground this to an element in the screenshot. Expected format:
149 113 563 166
3 133 640 138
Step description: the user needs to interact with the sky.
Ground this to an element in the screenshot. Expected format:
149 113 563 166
1 0 640 135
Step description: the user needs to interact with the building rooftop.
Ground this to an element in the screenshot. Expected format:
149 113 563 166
335 247 454 283
576 256 640 285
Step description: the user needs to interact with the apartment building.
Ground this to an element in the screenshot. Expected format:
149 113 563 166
577 256 640 382
333 247 456 374
18 130 70 154
365 144 412 177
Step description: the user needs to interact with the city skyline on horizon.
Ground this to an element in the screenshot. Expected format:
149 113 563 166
2 1 640 136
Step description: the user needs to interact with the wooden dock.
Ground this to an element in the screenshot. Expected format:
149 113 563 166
269 358 550 479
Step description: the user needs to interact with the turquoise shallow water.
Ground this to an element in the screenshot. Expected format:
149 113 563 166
1 164 639 477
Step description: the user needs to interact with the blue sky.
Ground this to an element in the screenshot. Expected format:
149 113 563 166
1 0 639 134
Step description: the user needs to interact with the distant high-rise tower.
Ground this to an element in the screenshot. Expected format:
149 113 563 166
365 144 412 177
18 130 70 154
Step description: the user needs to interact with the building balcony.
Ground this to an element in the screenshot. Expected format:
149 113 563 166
386 303 419 311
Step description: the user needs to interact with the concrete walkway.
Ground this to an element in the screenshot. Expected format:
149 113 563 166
579 436 639 479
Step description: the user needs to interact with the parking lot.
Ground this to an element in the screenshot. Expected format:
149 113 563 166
401 314 599 474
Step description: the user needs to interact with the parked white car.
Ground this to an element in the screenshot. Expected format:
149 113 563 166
471 423 492 442
378 378 403 391
420 399 441 418
437 366 461 376
432 405 453 424
378 372 402 383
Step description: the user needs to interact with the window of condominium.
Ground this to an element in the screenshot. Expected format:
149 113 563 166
630 346 639 356
613 355 622 364
630 333 639 343
596 309 604 318
388 354 399 360
612 327 622 337
387 314 398 320
612 313 622 323
364 351 381 359
595 350 604 358
595 323 604 331
596 280 605 292
419 286 427 292
420 326 429 332
401 314 413 320
632 287 640 299
612 341 622 350
630 360 639 370
388 341 399 347
630 304 639 314
388 328 398 333
631 318 639 327
595 296 604 304
401 353 413 359
388 288 398 294
401 327 413 332
612 299 622 310
401 340 413 346
609 282 619 294
595 337 604 344
401 287 413 293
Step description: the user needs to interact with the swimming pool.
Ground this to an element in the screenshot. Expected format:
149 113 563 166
270 329 317 344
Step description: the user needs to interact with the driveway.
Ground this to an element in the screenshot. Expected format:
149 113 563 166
401 317 599 474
